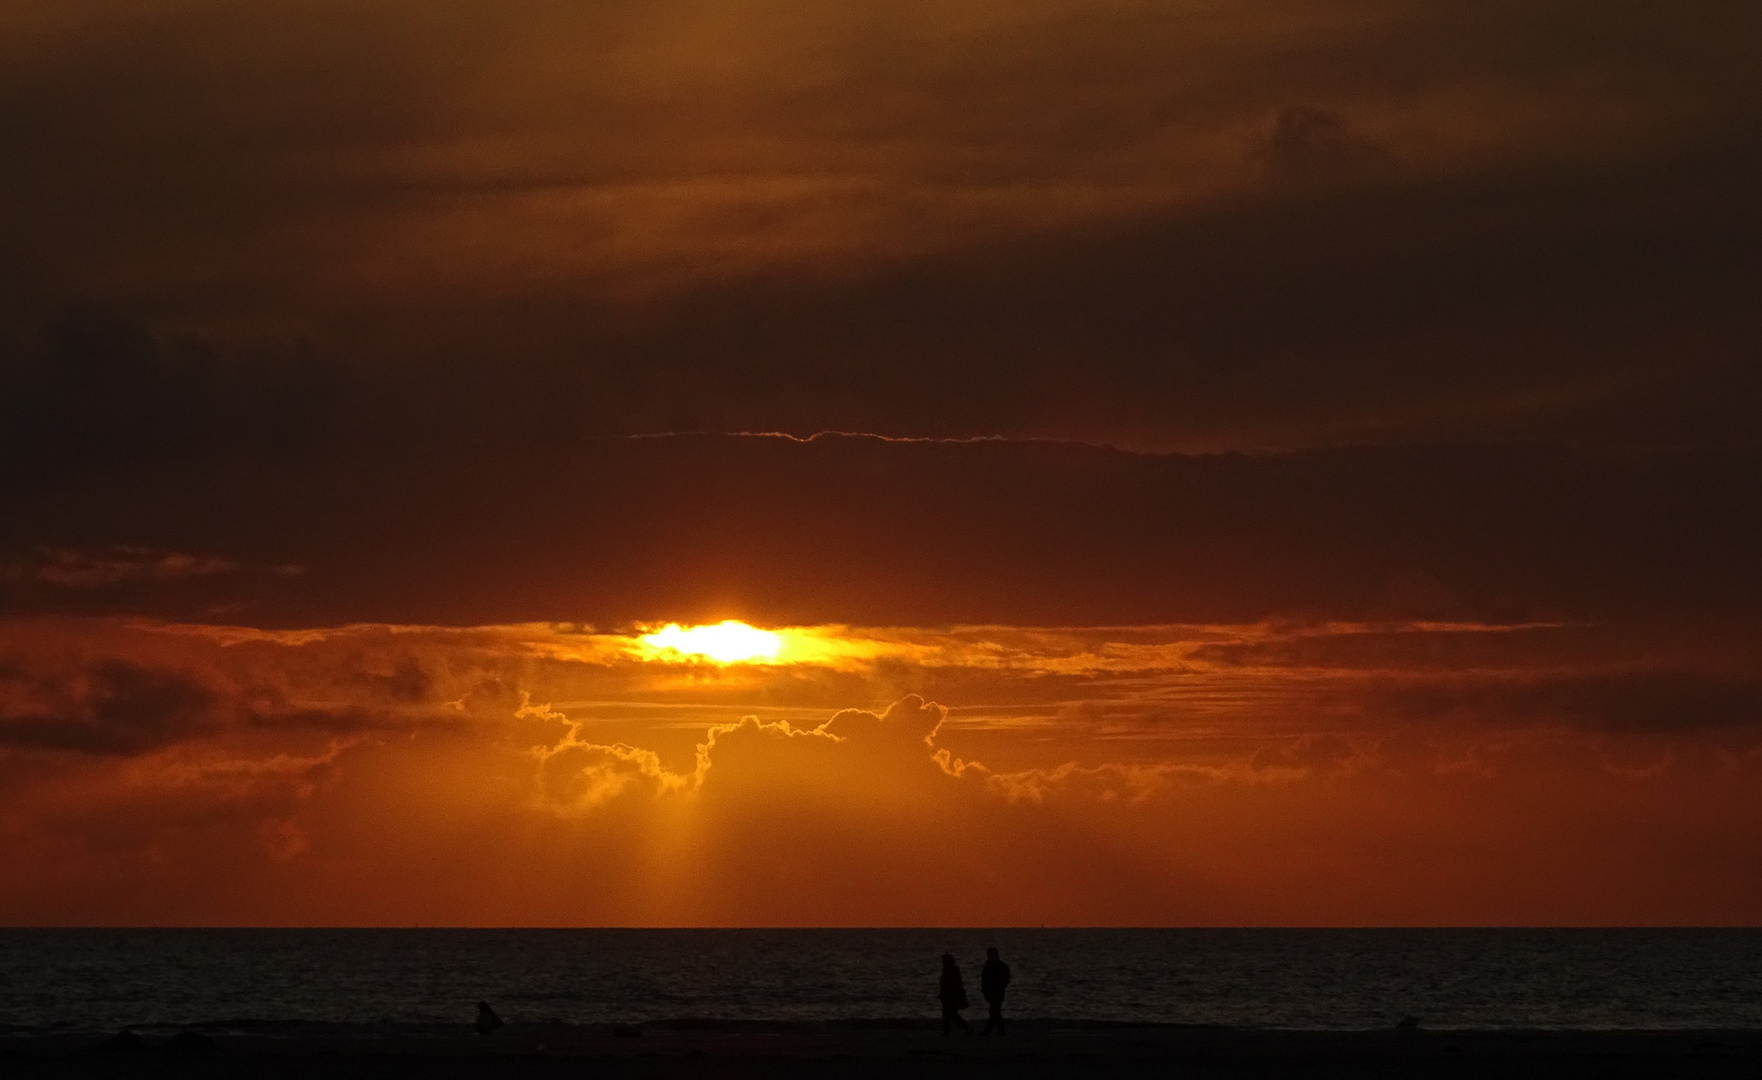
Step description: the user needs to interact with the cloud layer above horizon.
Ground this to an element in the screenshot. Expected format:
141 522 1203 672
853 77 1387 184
3 614 1759 926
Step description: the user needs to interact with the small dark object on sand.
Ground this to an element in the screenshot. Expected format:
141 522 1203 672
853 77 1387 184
98 1030 148 1052
612 1025 643 1038
475 1002 504 1037
1397 1015 1423 1029
167 1031 217 1056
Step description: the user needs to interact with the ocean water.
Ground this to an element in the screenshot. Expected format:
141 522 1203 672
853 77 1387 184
2 929 1759 1034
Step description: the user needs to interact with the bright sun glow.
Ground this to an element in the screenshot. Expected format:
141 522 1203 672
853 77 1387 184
639 620 784 663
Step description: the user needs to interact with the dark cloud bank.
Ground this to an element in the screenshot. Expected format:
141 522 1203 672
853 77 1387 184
1 0 1759 631
1 434 1757 631
3 1 1761 453
5 128 1758 457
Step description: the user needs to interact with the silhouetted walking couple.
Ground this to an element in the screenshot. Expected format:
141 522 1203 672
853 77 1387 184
939 948 1011 1036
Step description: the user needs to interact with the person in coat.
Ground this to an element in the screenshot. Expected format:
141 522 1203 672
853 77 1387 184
979 946 1012 1035
938 953 971 1035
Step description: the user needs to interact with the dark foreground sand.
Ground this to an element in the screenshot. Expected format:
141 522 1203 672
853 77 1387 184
6 1023 1760 1080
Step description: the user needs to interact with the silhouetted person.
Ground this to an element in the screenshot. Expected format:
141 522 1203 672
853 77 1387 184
475 1001 503 1036
980 946 1011 1035
938 953 971 1035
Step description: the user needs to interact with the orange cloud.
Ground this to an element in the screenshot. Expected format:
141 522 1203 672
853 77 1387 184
3 615 1762 925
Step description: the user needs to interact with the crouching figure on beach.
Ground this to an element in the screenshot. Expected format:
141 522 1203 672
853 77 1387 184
980 947 1011 1035
939 953 971 1035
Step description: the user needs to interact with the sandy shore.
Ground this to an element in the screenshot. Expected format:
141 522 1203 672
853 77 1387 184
5 1023 1761 1080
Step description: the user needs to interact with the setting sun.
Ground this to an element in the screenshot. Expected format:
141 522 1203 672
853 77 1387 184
638 620 783 663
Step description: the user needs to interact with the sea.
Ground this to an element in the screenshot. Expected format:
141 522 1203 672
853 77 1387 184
3 929 1760 1035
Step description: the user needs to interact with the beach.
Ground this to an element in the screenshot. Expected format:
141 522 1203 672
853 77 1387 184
8 929 1759 1078
7 1024 1761 1080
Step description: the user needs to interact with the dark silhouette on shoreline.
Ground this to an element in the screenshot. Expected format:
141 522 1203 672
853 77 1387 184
980 946 1012 1035
474 1002 503 1036
938 953 971 1035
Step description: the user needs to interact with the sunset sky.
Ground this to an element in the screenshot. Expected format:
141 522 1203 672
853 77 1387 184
2 1 1760 927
